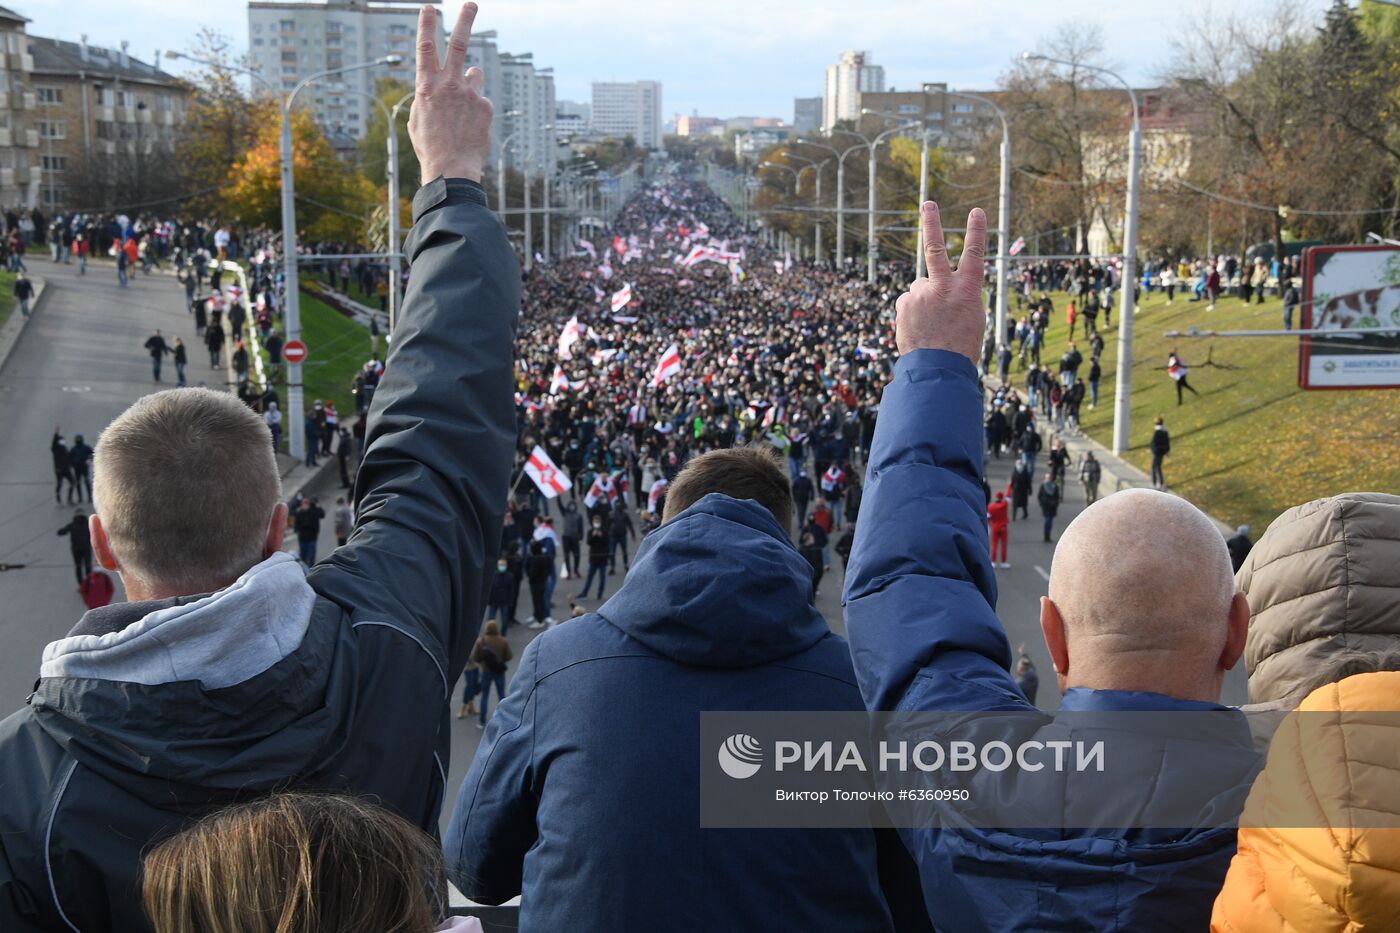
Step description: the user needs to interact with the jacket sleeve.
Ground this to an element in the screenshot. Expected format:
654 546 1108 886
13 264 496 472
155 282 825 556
842 350 1024 713
444 637 540 903
309 178 520 687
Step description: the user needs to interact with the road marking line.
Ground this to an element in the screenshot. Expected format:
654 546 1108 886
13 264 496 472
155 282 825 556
1034 565 1050 582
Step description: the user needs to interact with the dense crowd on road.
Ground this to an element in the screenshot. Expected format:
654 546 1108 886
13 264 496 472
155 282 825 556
3 9 1398 933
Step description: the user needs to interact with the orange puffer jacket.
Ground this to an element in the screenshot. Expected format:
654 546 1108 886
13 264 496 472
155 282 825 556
1211 671 1400 932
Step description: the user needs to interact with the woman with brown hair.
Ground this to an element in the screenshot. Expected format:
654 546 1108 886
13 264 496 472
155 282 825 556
142 793 481 933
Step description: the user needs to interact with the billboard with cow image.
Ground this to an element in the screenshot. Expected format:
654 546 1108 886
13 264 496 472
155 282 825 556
1299 244 1400 389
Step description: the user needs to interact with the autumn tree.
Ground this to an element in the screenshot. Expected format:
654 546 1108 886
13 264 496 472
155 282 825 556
171 29 274 216
224 108 378 242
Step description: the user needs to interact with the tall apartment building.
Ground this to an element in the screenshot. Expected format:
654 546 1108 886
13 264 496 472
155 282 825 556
466 31 557 175
0 6 38 208
0 6 189 210
590 80 662 150
793 96 821 134
822 51 883 131
555 99 590 139
246 0 418 142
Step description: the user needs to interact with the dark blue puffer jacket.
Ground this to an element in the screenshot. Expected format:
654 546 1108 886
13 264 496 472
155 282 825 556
445 493 926 932
843 350 1257 932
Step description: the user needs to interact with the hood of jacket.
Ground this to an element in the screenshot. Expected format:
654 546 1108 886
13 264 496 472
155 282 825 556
1211 671 1400 933
597 492 829 668
1239 492 1400 706
30 551 351 793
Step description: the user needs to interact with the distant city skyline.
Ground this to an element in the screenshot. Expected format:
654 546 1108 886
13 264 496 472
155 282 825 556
16 0 1334 123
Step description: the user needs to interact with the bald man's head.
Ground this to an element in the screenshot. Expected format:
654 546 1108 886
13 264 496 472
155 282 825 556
1041 489 1247 702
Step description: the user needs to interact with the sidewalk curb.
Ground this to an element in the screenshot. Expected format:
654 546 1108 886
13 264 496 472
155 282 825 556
0 276 47 375
986 375 1235 537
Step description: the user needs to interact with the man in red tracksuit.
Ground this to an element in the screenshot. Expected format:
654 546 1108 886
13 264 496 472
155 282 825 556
987 490 1010 569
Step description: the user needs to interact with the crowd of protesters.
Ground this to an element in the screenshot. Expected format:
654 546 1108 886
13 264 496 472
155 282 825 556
2 8 1397 933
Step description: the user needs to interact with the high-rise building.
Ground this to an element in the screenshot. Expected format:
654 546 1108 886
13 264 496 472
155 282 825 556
555 100 591 139
675 115 721 137
823 51 884 131
793 97 822 134
246 0 420 142
590 81 662 150
466 31 557 175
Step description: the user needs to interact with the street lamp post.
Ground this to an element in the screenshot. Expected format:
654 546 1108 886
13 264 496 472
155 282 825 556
522 122 555 273
496 111 523 218
797 139 868 269
847 119 919 284
777 151 829 263
168 51 399 459
1025 53 1141 454
334 85 414 335
275 57 400 460
947 91 1012 352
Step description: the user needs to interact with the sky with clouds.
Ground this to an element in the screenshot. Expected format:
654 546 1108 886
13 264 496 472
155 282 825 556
17 0 1333 121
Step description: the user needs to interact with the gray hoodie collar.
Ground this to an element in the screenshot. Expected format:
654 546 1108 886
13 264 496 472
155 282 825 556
41 552 316 690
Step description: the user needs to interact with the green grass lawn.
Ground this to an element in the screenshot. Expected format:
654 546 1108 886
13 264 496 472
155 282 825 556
1025 288 1400 533
255 291 371 453
0 269 16 327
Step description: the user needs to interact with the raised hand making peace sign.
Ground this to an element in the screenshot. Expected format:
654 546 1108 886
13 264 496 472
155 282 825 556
894 202 988 364
408 2 493 185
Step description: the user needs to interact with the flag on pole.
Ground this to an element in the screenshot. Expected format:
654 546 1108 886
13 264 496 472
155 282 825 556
558 316 582 359
652 343 682 387
550 365 572 395
524 445 571 499
1009 236 1026 257
610 283 634 313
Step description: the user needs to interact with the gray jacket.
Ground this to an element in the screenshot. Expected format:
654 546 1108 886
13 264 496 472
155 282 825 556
0 178 519 932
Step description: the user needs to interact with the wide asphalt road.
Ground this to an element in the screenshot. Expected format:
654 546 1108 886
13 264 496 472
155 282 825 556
0 256 207 706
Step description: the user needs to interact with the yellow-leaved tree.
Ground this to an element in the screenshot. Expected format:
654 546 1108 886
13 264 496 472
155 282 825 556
224 108 378 243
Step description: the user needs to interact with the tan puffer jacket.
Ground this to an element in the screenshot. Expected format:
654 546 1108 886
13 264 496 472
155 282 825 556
1239 492 1400 707
1211 671 1400 932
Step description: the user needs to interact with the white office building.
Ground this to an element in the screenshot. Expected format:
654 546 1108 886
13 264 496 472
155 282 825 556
246 0 423 141
590 80 662 150
465 32 557 174
823 51 884 131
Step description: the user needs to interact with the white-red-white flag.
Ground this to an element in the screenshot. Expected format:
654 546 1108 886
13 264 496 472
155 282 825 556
821 464 846 493
610 283 634 314
578 238 596 258
583 473 618 509
550 365 572 395
524 445 571 499
558 315 582 359
651 342 682 387
1009 236 1026 257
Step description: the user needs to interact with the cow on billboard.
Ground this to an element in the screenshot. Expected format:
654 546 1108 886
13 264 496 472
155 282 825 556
1299 245 1400 390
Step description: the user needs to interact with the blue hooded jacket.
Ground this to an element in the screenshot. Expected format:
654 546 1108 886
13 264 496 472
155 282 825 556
446 493 925 932
843 350 1257 932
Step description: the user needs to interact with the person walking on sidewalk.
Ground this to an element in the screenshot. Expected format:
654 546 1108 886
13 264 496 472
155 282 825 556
69 434 93 503
56 509 93 587
144 330 172 382
1037 472 1062 543
50 427 75 504
1007 459 1032 520
471 620 512 729
1150 416 1171 489
293 496 325 566
264 401 282 452
14 272 33 317
575 514 609 604
1079 451 1102 505
205 320 224 368
172 337 188 387
987 491 1010 568
333 496 353 548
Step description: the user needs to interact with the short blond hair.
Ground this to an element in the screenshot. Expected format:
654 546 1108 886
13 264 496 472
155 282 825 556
94 388 281 592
